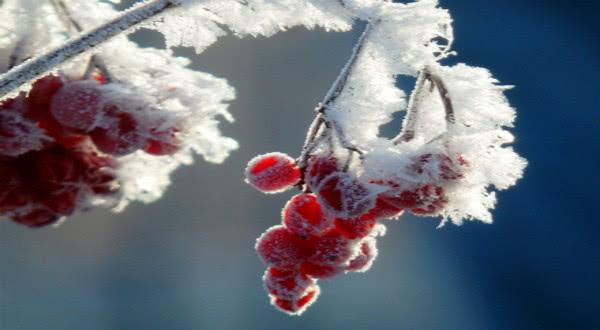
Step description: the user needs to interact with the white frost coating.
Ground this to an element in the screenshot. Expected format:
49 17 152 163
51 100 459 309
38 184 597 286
0 0 525 224
148 0 354 53
0 0 237 213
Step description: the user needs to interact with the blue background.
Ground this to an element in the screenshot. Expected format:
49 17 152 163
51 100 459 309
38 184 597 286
1 0 598 329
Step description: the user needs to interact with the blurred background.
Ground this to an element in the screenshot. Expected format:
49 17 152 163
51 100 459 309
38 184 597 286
1 0 599 329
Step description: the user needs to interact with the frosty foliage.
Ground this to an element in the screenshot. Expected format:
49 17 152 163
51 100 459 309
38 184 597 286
0 0 525 223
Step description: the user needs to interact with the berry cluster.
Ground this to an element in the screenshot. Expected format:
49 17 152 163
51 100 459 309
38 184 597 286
0 74 182 227
247 150 467 315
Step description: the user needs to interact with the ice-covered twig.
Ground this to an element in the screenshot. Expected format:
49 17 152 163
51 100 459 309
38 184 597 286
394 66 456 144
311 21 377 156
395 69 428 143
50 0 113 82
0 0 178 98
426 67 455 125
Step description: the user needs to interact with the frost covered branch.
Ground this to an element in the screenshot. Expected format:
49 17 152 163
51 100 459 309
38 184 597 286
1 0 526 316
0 0 177 97
394 66 455 144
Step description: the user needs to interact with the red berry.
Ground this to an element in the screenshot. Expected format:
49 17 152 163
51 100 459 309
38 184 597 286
12 206 59 228
27 75 64 119
0 163 23 210
368 196 404 219
36 149 82 185
282 193 330 237
263 267 314 300
410 184 448 215
144 125 182 156
255 225 313 270
245 152 301 193
91 112 144 156
316 172 375 218
0 111 45 156
410 152 466 181
305 155 339 191
271 284 320 315
334 213 376 240
300 261 342 279
50 80 103 131
40 187 80 216
346 237 377 273
76 151 119 196
307 228 356 267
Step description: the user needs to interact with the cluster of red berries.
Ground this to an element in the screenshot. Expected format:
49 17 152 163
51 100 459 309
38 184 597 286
0 74 182 228
247 151 467 314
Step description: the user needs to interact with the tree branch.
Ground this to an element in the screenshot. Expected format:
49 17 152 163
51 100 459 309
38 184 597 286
393 66 456 144
0 0 178 98
311 21 377 156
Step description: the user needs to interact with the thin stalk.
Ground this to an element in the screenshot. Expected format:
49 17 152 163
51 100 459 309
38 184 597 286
393 66 456 144
0 0 178 98
315 21 377 155
50 0 114 82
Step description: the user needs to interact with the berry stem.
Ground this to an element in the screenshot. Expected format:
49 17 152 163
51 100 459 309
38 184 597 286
395 69 428 143
0 0 178 98
393 66 456 144
312 20 378 156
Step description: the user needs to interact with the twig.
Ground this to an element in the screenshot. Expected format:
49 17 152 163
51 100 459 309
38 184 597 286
316 21 377 155
50 0 114 82
395 69 428 143
427 68 455 125
393 66 455 144
0 0 178 98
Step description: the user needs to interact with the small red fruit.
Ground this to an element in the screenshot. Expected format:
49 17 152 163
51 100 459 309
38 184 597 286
245 152 301 193
255 225 313 270
27 75 64 119
334 213 376 240
300 261 342 279
317 172 375 218
50 80 103 131
346 237 377 273
271 284 320 315
12 206 59 228
305 155 339 191
91 112 144 156
307 228 355 267
282 193 330 237
263 267 314 300
0 111 46 156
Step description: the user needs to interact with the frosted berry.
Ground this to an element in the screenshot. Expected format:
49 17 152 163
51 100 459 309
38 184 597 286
346 237 377 273
91 112 144 156
27 75 64 119
256 225 313 270
50 80 103 131
40 187 80 216
263 267 314 300
305 155 339 191
307 228 355 267
0 163 21 206
316 172 375 218
245 152 301 193
282 193 330 237
0 111 46 156
300 261 342 279
36 149 82 185
410 152 467 181
271 284 320 315
12 206 59 228
368 196 404 219
334 213 376 240
410 184 448 215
